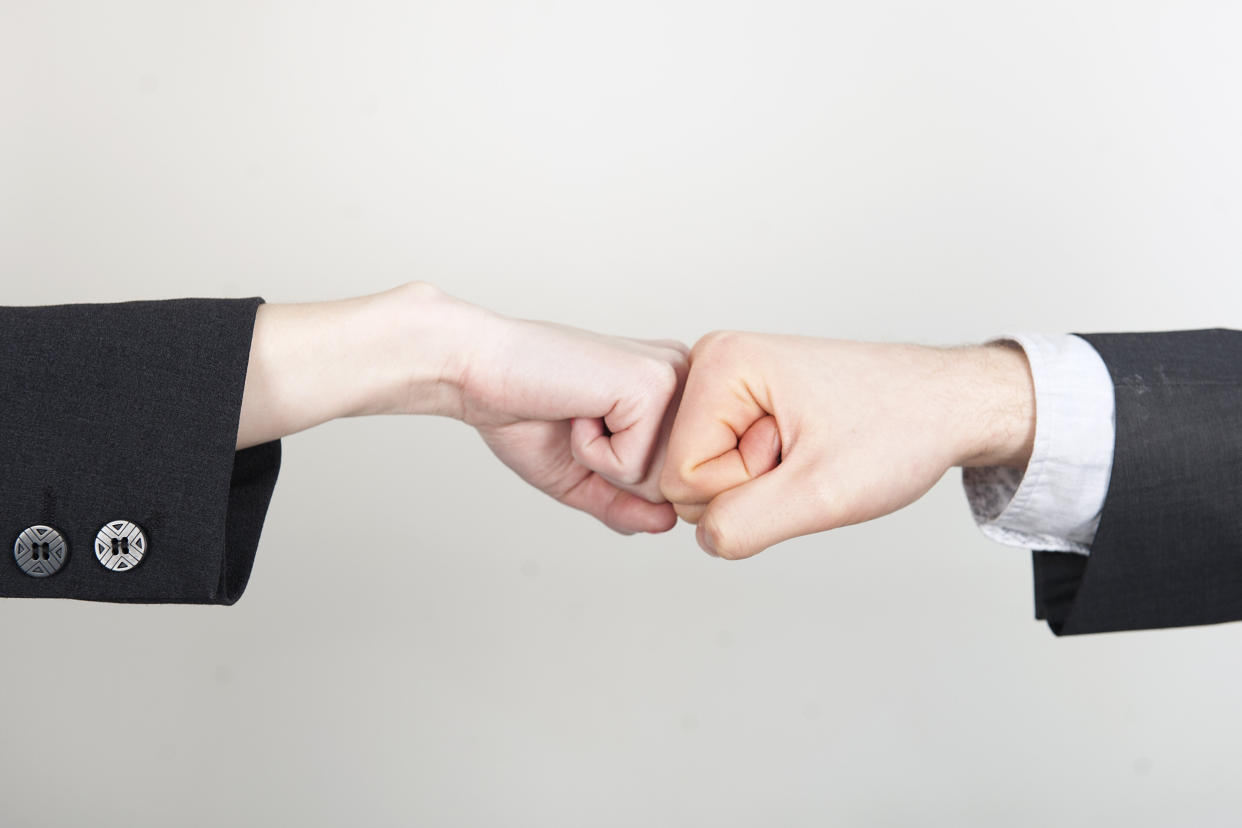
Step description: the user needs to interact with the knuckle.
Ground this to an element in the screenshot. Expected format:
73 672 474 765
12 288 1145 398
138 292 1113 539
675 458 711 491
690 330 752 371
667 349 690 379
642 357 680 399
651 338 691 359
804 474 848 530
691 330 734 359
701 515 747 560
629 477 665 504
614 462 646 486
658 464 693 503
674 502 703 524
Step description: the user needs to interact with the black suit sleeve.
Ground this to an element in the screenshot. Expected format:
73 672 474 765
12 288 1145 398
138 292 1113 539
1032 329 1242 635
0 297 280 604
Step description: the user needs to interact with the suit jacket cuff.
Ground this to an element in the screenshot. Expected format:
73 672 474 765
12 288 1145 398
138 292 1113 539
0 297 281 604
1033 329 1242 635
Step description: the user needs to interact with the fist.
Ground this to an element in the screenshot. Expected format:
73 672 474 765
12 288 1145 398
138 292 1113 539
460 312 691 534
659 332 1034 559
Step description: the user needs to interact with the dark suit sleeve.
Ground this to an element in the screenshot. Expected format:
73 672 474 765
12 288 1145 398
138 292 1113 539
0 297 280 604
1032 328 1242 635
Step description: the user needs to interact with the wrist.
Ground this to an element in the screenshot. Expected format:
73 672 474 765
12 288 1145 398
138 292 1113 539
364 281 502 420
948 341 1036 469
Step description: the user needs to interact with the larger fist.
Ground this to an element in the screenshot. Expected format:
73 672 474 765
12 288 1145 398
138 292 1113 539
659 332 1034 559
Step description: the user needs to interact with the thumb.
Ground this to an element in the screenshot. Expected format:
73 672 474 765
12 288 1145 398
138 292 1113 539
738 415 782 478
672 415 782 524
696 459 837 560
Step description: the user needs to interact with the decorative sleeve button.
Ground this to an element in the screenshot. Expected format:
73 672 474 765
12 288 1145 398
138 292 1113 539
94 521 147 572
14 525 68 577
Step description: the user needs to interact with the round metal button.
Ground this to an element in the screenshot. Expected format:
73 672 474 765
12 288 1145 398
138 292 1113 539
14 525 69 577
95 520 147 572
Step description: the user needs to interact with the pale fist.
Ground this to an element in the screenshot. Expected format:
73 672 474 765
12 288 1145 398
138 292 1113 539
459 313 689 534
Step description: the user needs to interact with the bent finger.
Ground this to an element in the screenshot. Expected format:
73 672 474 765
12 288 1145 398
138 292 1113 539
559 470 678 534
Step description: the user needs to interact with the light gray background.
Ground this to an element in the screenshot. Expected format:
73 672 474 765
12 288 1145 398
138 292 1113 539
2 1 1240 825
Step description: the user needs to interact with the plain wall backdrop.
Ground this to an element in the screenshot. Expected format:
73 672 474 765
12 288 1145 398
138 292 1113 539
2 1 1240 825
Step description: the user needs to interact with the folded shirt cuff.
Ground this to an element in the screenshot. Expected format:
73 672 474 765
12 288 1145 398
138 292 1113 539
962 333 1116 555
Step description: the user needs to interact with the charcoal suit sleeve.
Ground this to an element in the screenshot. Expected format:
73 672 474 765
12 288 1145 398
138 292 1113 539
0 297 280 604
1032 328 1242 635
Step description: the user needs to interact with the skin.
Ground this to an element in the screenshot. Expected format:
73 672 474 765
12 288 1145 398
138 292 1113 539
659 332 1037 560
236 285 1035 552
236 282 688 534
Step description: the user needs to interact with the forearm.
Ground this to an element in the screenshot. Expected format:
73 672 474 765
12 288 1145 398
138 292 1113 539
235 282 486 449
948 341 1037 470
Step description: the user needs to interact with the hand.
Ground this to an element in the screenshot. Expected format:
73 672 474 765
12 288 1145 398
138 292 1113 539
457 313 689 534
239 282 688 534
659 332 1035 559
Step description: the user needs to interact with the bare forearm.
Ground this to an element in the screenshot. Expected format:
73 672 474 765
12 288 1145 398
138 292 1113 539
235 282 484 450
949 341 1037 470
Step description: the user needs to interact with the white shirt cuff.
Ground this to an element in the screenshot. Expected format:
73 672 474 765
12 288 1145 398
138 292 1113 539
961 333 1116 555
